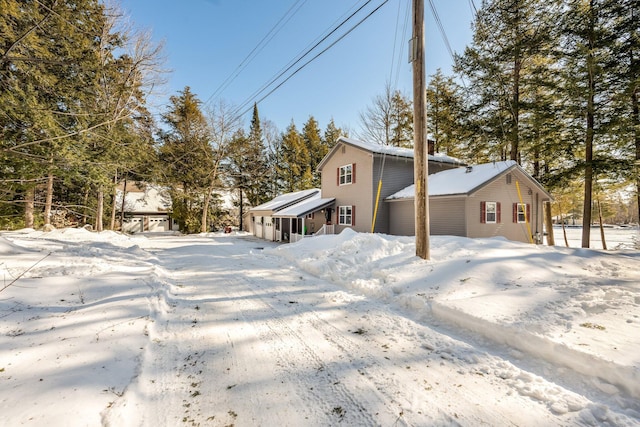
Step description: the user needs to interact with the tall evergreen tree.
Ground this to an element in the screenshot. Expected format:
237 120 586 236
456 0 556 163
560 0 621 247
0 1 163 230
279 121 312 192
159 87 212 233
243 104 270 206
302 116 326 188
323 118 345 149
603 1 640 222
426 69 465 158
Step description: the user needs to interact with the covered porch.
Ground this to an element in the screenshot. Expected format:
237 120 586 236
274 197 335 243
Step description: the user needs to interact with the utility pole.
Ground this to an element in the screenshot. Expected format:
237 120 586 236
412 0 430 259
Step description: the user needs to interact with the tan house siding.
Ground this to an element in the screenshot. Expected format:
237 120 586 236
430 197 466 236
320 143 374 234
388 200 414 235
466 170 543 242
388 197 466 236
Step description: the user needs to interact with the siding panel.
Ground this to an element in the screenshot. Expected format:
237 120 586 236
430 198 466 236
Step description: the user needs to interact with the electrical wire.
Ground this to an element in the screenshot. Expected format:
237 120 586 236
230 0 375 119
205 0 308 104
427 0 456 64
230 0 388 119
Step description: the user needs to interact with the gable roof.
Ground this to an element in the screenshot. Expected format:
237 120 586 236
116 184 172 214
386 160 553 200
250 189 320 213
317 136 463 170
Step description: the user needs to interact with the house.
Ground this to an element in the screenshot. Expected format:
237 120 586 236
117 183 179 233
248 189 335 242
316 136 463 235
250 137 553 245
386 160 553 243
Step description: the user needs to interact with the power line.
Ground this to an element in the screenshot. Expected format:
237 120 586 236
231 0 388 120
388 0 410 90
230 0 375 118
204 0 308 104
427 0 456 65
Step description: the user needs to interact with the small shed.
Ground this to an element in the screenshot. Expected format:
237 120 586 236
386 161 553 243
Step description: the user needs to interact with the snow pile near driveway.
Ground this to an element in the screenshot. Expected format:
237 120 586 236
269 229 640 401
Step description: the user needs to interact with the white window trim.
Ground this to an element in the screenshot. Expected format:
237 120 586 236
338 205 352 225
339 164 353 186
485 201 497 224
516 203 527 223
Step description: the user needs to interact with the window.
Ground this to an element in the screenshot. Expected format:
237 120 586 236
338 205 355 226
480 201 500 224
513 203 530 223
337 164 356 185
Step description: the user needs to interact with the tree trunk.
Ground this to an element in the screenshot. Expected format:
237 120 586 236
96 190 104 232
544 201 555 246
109 171 118 230
581 6 596 249
201 189 212 233
120 179 127 232
24 186 35 229
239 188 244 231
598 199 607 250
82 189 89 225
44 172 54 226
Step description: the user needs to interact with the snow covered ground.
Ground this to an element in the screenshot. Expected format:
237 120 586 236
1 226 638 426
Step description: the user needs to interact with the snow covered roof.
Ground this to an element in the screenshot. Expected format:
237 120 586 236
321 137 463 167
250 189 320 213
387 160 550 199
116 185 172 213
274 196 335 218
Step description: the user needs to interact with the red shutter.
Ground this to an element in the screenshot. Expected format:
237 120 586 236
497 202 501 223
351 205 356 226
480 201 486 223
513 203 518 223
526 204 531 222
337 167 340 186
352 163 356 184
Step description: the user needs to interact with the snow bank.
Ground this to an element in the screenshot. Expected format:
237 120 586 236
267 229 640 401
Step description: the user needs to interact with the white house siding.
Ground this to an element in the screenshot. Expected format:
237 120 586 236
371 156 415 234
254 216 264 239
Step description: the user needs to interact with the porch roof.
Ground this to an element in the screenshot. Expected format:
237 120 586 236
250 188 319 214
274 197 335 218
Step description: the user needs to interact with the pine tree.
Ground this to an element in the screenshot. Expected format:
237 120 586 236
426 69 465 158
456 0 557 163
323 118 345 149
279 121 312 192
603 1 640 223
560 0 622 247
159 87 213 233
302 116 326 188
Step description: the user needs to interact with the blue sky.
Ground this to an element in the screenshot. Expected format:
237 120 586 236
118 0 475 134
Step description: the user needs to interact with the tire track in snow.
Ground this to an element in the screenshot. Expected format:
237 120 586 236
225 274 382 426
